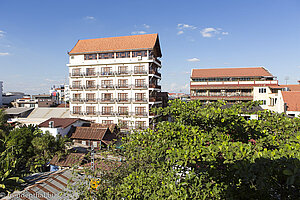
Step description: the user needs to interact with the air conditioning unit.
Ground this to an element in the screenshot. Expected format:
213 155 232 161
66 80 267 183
137 56 142 60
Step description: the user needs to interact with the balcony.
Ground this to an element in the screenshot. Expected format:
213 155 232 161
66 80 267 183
85 99 97 103
86 111 97 116
117 112 129 116
117 84 130 89
149 84 161 89
133 84 148 89
71 111 83 115
100 98 116 103
84 72 97 77
100 85 115 89
192 92 253 97
70 85 83 90
100 112 114 116
85 85 98 90
134 112 148 117
116 71 130 75
100 71 114 76
117 98 130 103
70 73 83 77
133 98 148 103
149 70 161 77
134 70 148 75
154 58 161 65
70 98 84 103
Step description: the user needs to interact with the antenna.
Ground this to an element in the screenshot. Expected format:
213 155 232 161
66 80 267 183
284 76 289 85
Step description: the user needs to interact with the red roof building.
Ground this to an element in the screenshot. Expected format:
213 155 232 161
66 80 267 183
190 67 278 103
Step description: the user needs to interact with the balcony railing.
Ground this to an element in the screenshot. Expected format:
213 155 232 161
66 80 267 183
117 98 130 103
70 98 84 103
70 85 84 90
100 98 116 103
133 84 148 89
133 98 148 103
72 111 83 115
116 71 130 75
85 99 97 103
192 92 253 97
100 71 115 76
149 84 161 89
70 73 83 77
100 112 114 116
86 111 97 116
85 85 97 89
149 70 161 77
134 70 148 75
117 84 129 89
100 85 115 89
84 72 97 77
134 112 148 117
117 112 129 116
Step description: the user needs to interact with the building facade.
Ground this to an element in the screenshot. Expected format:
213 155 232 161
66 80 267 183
67 34 163 130
190 67 278 104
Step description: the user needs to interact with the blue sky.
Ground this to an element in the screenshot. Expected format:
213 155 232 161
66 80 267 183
0 0 300 94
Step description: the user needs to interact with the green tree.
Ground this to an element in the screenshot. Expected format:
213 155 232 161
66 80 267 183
73 100 300 199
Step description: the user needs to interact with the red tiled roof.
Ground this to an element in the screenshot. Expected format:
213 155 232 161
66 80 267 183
38 118 88 129
90 123 117 132
49 153 85 167
71 127 117 144
69 34 161 56
191 67 273 78
279 84 300 91
282 91 300 111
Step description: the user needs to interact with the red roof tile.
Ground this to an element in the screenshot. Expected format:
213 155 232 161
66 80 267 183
49 153 85 167
279 84 300 91
38 118 89 129
191 67 273 78
90 123 116 132
69 34 161 57
282 91 300 111
71 127 117 144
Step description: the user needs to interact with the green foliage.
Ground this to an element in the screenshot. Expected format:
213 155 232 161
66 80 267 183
74 100 300 199
0 112 69 194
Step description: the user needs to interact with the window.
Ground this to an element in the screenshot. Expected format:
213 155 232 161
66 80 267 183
134 66 145 74
118 93 128 101
86 68 95 76
118 66 128 74
135 93 145 101
72 68 81 76
135 121 146 129
101 67 112 75
259 88 267 93
86 80 96 89
135 107 146 115
86 106 95 114
116 52 130 58
30 104 35 107
102 120 113 124
102 93 113 101
93 141 97 148
101 80 113 88
118 106 128 115
99 53 114 59
71 56 74 59
135 79 146 87
102 106 113 115
86 93 95 101
73 93 81 100
84 54 97 60
132 51 147 57
119 120 129 129
73 106 81 114
82 141 86 145
118 79 128 88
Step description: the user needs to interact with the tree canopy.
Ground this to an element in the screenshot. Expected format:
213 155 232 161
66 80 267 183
80 100 300 199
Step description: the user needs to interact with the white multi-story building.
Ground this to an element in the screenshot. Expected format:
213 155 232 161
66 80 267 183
67 34 163 130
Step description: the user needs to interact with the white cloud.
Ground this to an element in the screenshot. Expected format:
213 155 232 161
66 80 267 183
178 24 197 30
200 27 218 38
187 58 200 62
222 32 229 35
0 30 5 37
0 52 9 56
131 31 147 35
143 24 150 29
177 30 184 35
84 16 96 20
